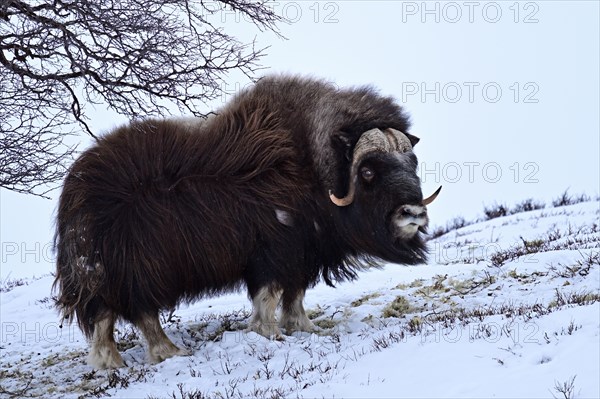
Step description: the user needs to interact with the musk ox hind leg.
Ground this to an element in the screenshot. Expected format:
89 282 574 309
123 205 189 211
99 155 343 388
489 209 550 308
88 313 125 369
247 285 283 339
136 313 189 364
280 289 315 334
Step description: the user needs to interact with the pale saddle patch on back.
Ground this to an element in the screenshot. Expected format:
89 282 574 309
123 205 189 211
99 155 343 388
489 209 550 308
275 209 294 227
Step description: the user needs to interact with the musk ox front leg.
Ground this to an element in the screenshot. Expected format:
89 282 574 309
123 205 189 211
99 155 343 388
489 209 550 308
88 313 125 369
244 226 313 339
135 313 189 364
280 289 315 334
247 285 283 339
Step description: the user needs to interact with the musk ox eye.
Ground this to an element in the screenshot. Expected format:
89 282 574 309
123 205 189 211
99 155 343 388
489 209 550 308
360 166 375 182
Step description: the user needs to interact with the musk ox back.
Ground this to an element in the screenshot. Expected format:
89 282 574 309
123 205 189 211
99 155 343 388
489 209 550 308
53 75 440 369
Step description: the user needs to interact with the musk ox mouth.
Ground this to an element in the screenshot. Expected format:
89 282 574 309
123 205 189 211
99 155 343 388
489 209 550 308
392 204 429 239
390 186 441 239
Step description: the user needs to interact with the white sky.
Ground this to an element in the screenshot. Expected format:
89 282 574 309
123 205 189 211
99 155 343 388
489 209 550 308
1 1 599 279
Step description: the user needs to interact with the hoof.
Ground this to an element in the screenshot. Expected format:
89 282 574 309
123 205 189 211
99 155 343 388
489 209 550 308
246 323 284 340
280 317 316 335
148 343 189 364
88 347 126 369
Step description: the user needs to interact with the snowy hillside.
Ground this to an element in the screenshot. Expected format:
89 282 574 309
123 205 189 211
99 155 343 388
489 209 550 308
1 197 599 398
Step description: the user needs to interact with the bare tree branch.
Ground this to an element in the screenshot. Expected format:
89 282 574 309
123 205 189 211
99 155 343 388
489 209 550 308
0 0 281 197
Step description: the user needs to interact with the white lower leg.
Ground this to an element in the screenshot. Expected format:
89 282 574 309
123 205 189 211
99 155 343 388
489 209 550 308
280 290 315 333
137 314 188 363
248 286 282 338
88 316 125 369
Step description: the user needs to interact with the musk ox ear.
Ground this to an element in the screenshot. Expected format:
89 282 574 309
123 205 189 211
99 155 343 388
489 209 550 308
404 132 420 147
332 132 353 161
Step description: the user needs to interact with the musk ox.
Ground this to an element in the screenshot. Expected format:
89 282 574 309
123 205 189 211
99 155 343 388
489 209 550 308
53 75 441 369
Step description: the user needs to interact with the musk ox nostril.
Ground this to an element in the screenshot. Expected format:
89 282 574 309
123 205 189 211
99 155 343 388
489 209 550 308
399 205 426 218
394 204 429 239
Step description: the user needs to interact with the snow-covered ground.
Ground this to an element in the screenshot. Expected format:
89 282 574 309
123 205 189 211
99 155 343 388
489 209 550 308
1 199 599 398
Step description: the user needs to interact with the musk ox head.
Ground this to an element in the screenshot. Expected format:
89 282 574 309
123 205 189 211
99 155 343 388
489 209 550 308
329 127 441 265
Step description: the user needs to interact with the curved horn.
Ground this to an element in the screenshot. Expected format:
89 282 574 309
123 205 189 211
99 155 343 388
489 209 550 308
384 128 413 153
422 186 442 206
329 185 355 206
330 128 414 207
